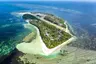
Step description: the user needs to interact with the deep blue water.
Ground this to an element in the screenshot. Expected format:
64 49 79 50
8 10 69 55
0 1 96 55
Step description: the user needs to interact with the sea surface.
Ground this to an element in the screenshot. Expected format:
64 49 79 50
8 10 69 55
0 1 96 63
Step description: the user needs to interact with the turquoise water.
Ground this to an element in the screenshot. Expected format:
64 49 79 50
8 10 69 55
0 1 96 60
0 23 36 55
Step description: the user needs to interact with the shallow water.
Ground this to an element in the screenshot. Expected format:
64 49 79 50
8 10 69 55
0 1 96 64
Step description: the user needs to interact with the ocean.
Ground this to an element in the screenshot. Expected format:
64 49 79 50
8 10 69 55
0 1 96 64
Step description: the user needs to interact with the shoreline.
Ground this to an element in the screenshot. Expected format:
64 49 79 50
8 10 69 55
16 12 77 56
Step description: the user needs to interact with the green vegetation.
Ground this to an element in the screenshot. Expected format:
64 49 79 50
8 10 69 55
23 14 39 20
23 13 71 49
44 14 66 28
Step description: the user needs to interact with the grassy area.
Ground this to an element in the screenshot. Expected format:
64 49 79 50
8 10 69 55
44 14 66 28
23 14 39 20
23 13 71 49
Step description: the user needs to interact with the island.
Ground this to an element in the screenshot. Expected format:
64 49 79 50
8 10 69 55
23 12 71 48
16 12 76 56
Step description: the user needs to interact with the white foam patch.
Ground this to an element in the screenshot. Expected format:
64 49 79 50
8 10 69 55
59 8 82 14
